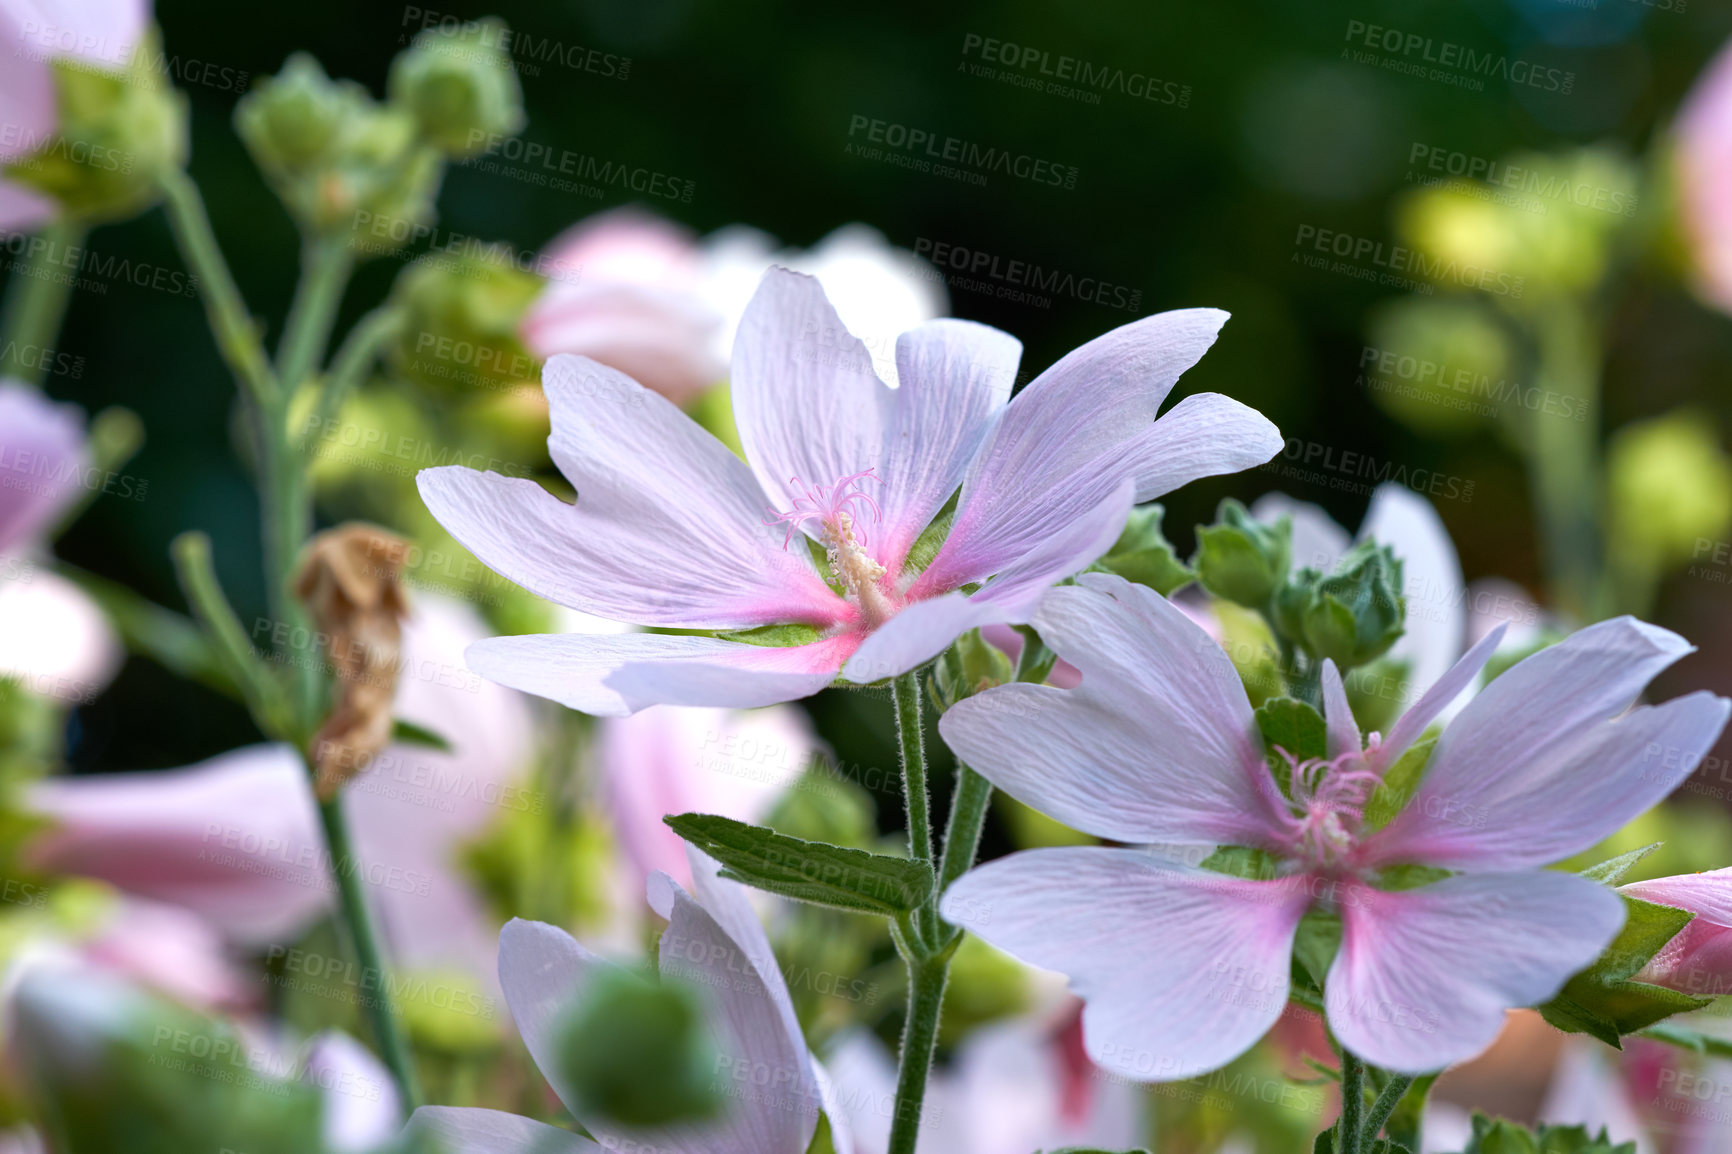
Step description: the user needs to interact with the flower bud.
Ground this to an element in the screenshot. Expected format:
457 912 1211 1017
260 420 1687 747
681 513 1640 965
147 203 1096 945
1271 567 1320 645
1095 503 1193 595
1192 498 1290 608
389 244 542 392
1607 409 1732 569
1299 541 1405 670
7 30 188 224
388 18 525 160
927 628 1015 713
554 969 724 1129
235 54 357 179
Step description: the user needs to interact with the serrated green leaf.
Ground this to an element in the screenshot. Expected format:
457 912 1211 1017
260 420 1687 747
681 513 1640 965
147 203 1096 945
716 622 827 648
391 718 453 752
1363 736 1437 831
663 813 933 916
1579 843 1662 885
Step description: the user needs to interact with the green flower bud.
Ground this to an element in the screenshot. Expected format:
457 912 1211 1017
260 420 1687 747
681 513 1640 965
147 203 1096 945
1192 498 1290 608
7 29 188 224
389 19 525 159
1271 567 1320 646
1607 409 1732 569
389 243 542 392
1364 296 1512 437
554 969 724 1129
235 54 359 178
396 967 504 1055
1299 540 1405 670
927 628 1016 712
1095 503 1193 595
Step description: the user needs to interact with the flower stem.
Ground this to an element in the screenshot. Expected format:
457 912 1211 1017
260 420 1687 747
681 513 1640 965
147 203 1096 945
0 217 86 386
1338 1049 1364 1154
304 303 406 447
276 233 354 395
316 791 424 1111
937 764 992 899
1361 1072 1415 1146
1527 298 1601 621
891 673 935 937
168 531 293 737
886 953 949 1154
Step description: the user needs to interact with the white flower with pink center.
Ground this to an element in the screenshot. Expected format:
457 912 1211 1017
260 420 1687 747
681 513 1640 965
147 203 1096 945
938 573 1730 1076
418 268 1281 715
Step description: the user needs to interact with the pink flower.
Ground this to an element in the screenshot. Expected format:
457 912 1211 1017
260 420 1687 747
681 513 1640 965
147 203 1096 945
419 269 1280 715
1618 868 1732 998
407 851 846 1154
0 0 152 230
1678 39 1732 315
939 573 1729 1076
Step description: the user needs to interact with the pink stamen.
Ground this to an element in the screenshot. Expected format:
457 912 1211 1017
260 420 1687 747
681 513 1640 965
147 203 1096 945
763 468 883 549
1272 746 1384 866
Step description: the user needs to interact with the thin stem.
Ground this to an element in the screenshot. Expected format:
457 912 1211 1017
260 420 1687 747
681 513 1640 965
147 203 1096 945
890 672 936 945
1526 297 1601 622
0 217 86 386
937 765 992 899
157 168 278 409
885 955 948 1154
168 532 292 738
1338 1050 1364 1154
304 303 406 448
58 561 233 698
316 792 424 1111
276 233 354 395
1361 1072 1415 1146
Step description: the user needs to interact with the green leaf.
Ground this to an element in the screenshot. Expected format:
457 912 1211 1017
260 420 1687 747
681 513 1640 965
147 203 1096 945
1537 894 1709 1044
1292 910 1342 991
716 622 827 648
391 718 453 751
1373 863 1453 891
663 813 933 916
1450 1114 1635 1153
1255 696 1325 796
1579 843 1662 885
1363 736 1437 831
1199 845 1281 881
1094 546 1194 597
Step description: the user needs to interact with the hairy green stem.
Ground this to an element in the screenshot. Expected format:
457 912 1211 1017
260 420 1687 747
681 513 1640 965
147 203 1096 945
317 792 424 1111
891 673 935 940
886 955 948 1154
936 765 992 900
0 217 86 386
1338 1050 1364 1154
1361 1072 1415 1146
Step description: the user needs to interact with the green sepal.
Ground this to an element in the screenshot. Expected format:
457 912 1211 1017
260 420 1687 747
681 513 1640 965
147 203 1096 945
663 813 933 916
1255 696 1327 797
391 718 453 751
1199 845 1280 881
903 499 957 579
1292 909 1342 992
1579 843 1661 885
1363 736 1437 831
716 622 827 648
1449 1114 1635 1153
1094 504 1193 596
1536 894 1710 1045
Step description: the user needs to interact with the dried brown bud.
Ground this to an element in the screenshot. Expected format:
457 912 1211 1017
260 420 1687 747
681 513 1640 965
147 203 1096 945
292 523 412 799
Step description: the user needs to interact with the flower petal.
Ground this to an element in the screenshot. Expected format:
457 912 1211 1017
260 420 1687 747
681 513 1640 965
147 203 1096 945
1369 623 1505 777
874 319 1018 568
730 269 894 525
405 1107 601 1154
940 848 1310 1081
1122 393 1283 501
418 355 844 630
304 1032 402 1152
1321 660 1360 759
0 383 87 554
1359 484 1466 704
1325 872 1624 1073
913 308 1232 595
467 629 853 717
495 918 610 1118
1620 868 1732 994
939 574 1288 847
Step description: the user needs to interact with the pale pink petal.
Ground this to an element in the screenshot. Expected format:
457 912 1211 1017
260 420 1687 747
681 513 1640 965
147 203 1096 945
872 319 1018 569
418 354 845 630
822 1031 900 1154
952 1019 1145 1154
1325 872 1625 1073
78 897 251 1011
405 1107 601 1154
1359 484 1466 704
0 181 54 231
304 1031 402 1153
0 382 88 553
940 848 1310 1081
495 918 610 1118
0 568 122 699
1620 868 1732 995
1676 40 1732 315
522 283 723 404
1250 492 1351 573
1537 1040 1653 1154
468 632 851 716
1123 393 1283 501
1321 660 1360 759
730 269 893 528
24 744 331 944
0 9 56 165
1368 623 1506 777
600 707 819 890
939 575 1288 848
2 0 149 70
841 592 1004 687
914 308 1230 594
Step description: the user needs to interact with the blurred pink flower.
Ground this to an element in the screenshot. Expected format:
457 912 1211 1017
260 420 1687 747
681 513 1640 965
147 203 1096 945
408 850 848 1154
940 574 1728 1076
1619 868 1732 998
599 704 820 893
1677 39 1732 315
0 0 152 230
25 595 534 990
422 269 1279 714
